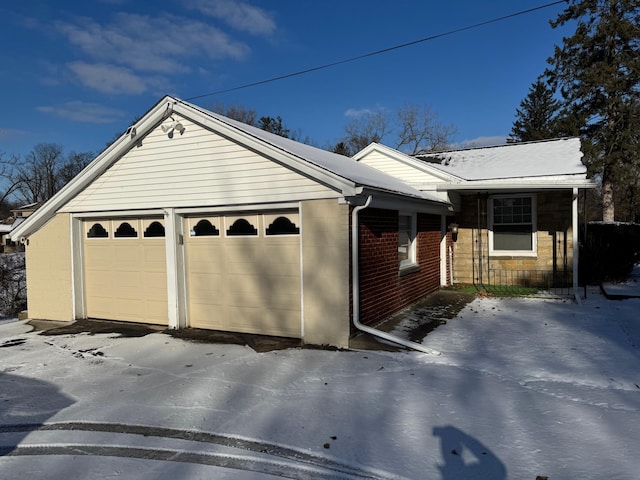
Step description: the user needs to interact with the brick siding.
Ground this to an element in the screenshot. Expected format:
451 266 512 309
358 208 442 326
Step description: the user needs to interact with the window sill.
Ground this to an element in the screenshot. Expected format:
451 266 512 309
490 252 537 259
398 264 421 277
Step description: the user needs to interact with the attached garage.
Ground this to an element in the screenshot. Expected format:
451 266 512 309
11 96 451 349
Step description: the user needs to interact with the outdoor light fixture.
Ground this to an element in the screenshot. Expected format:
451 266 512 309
161 116 185 138
449 222 459 242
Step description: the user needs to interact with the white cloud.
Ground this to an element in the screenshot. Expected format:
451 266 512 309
37 101 126 124
457 135 508 148
55 12 250 76
68 62 147 94
0 128 27 140
344 107 385 118
184 0 276 35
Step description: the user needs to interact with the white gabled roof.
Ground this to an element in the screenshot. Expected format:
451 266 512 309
11 96 448 240
417 137 587 181
353 143 464 183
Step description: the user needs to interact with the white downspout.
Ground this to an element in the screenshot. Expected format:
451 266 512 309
351 196 440 356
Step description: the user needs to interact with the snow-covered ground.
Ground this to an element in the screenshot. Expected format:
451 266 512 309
1 287 639 479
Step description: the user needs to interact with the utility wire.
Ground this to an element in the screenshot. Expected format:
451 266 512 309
185 0 567 102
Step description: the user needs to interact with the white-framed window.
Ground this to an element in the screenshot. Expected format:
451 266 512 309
489 194 537 256
398 212 417 269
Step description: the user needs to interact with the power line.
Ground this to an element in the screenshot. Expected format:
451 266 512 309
185 1 567 102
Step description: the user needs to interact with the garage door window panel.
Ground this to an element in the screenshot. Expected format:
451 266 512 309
190 218 220 237
114 221 139 238
266 216 300 236
87 223 109 238
143 221 165 238
226 216 258 237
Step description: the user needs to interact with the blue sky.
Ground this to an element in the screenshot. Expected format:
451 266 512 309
1 1 574 159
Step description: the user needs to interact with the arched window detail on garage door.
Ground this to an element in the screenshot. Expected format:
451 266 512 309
227 218 257 236
87 223 108 238
266 216 300 235
144 221 165 237
192 219 220 236
114 222 138 238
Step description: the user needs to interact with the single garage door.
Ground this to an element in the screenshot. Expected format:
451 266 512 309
184 211 301 338
83 218 168 325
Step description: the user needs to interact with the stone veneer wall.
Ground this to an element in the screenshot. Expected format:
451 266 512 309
451 191 574 286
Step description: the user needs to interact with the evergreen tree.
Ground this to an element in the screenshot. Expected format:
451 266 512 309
546 0 640 221
510 79 562 142
258 116 291 138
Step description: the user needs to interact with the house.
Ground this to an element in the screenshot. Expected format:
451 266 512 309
353 140 596 297
0 203 40 253
10 96 452 349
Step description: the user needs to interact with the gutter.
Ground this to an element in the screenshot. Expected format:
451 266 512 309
351 196 440 356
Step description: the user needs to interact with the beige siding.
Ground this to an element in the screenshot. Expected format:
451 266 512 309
184 212 301 337
25 214 73 321
300 199 350 347
61 117 337 213
358 150 448 185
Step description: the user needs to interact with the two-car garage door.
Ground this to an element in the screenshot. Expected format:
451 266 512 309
82 211 301 337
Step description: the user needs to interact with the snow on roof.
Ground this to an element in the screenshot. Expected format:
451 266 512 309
417 138 585 181
180 99 447 204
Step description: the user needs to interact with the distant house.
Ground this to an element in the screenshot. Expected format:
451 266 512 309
353 140 595 293
1 203 40 252
10 96 451 349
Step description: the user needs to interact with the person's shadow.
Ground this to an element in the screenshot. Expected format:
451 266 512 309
0 372 74 455
433 426 506 480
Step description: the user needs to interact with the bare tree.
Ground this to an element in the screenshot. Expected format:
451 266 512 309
342 110 391 156
0 153 21 216
58 151 94 185
395 104 457 155
211 103 258 126
12 144 93 204
336 104 456 156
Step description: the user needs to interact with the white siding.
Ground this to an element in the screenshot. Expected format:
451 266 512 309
358 150 448 185
62 117 338 213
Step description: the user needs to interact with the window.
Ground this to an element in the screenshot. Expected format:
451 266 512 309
191 219 220 236
398 213 417 269
266 216 300 235
489 194 536 255
87 223 108 238
114 222 138 238
143 221 165 238
226 218 258 236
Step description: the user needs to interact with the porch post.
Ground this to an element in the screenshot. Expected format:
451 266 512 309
572 188 580 302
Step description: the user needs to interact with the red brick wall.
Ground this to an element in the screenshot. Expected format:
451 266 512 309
358 208 442 326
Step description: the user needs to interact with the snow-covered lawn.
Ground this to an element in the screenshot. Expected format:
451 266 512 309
1 288 639 479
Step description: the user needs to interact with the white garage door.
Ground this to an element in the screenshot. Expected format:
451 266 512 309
184 211 301 338
83 218 168 325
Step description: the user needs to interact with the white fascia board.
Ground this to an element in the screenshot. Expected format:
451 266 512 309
10 97 175 241
171 102 359 197
436 179 596 191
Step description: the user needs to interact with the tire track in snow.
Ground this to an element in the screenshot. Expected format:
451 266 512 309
0 422 399 480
